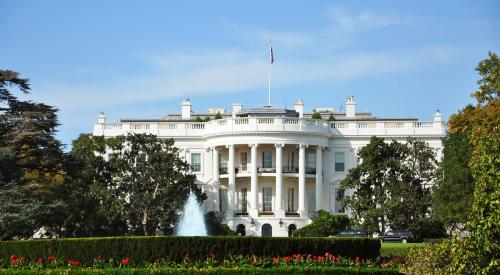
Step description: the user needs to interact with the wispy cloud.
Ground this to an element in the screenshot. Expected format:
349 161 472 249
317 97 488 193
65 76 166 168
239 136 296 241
326 8 411 32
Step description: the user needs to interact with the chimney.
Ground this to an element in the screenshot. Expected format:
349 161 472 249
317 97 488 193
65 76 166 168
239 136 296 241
294 99 304 118
181 98 192 119
433 109 443 128
345 96 356 118
97 112 106 124
232 103 243 118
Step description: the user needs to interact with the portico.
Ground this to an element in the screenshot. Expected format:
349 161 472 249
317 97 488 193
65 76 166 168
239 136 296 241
211 143 326 219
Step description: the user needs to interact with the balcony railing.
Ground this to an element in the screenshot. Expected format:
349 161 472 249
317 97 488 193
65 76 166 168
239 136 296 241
95 117 444 138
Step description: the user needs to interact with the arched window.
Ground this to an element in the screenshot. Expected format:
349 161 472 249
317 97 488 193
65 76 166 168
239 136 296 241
262 223 272 237
288 224 297 237
236 224 246 236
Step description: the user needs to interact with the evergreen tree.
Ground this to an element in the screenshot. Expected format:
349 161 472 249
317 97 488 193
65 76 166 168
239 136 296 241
311 111 322 119
0 70 66 240
432 132 474 230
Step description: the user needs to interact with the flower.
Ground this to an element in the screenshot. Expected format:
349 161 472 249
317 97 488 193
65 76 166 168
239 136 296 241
273 257 280 264
10 255 24 265
48 256 56 262
121 257 129 266
68 260 81 266
95 255 104 260
355 256 361 264
317 256 324 262
395 256 401 263
37 258 44 264
293 254 301 260
283 256 291 263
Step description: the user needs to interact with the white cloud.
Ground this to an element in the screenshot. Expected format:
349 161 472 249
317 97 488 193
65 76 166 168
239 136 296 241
326 8 410 32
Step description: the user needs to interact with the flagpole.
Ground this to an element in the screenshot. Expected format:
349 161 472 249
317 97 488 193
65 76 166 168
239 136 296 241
268 41 272 107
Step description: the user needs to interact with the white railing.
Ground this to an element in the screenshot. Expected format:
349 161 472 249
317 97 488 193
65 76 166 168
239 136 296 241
95 118 444 137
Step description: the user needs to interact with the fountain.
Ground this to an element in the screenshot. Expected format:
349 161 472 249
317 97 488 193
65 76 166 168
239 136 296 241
176 191 208 236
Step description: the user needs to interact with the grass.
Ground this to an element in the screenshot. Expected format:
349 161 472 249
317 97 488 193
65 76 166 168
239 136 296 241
380 242 425 258
381 242 425 248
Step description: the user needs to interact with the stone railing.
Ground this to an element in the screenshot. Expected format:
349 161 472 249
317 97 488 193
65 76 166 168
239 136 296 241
94 117 444 137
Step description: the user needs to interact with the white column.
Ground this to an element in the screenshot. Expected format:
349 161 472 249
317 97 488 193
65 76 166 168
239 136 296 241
227 144 235 216
298 144 307 217
212 147 220 212
249 143 259 216
315 146 323 211
275 143 284 217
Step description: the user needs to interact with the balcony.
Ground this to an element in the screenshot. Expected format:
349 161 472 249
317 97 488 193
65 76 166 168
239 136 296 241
95 117 445 138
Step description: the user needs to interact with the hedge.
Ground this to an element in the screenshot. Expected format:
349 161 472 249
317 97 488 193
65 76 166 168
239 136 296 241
0 267 401 275
0 236 380 265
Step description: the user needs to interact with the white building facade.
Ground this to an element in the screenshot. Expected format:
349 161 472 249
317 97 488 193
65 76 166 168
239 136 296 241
93 97 445 237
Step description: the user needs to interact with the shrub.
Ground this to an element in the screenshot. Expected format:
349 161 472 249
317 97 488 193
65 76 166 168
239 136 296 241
311 112 322 119
294 211 349 237
0 266 401 274
409 217 448 239
400 241 453 274
205 212 237 236
0 236 380 266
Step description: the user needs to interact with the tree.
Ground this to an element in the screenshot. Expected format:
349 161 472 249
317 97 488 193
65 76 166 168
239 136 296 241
215 112 222 120
92 134 206 235
328 114 335 121
52 134 127 237
341 136 436 234
446 52 499 274
432 132 474 230
311 111 322 119
293 210 349 237
205 212 236 236
0 70 66 239
194 116 202 122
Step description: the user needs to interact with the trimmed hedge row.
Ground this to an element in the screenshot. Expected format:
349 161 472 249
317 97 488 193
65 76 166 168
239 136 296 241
0 236 380 265
0 267 401 275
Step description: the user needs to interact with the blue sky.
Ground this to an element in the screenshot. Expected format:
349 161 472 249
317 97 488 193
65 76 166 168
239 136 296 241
2 0 499 148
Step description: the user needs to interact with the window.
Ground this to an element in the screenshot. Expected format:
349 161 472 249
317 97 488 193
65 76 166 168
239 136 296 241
308 186 316 212
262 223 272 237
262 151 272 168
219 189 228 212
287 188 294 212
191 153 201 172
335 152 345 172
236 224 246 236
241 188 248 213
263 187 272 212
306 152 316 174
219 154 228 174
306 152 316 169
240 152 248 171
288 224 297 237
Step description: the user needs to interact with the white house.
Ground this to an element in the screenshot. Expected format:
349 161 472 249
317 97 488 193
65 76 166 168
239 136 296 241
93 97 445 237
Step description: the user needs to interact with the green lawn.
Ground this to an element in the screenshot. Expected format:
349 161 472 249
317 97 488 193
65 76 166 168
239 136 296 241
381 242 425 248
380 242 425 257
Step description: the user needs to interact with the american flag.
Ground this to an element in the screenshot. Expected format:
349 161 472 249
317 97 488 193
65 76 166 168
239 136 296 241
270 43 274 64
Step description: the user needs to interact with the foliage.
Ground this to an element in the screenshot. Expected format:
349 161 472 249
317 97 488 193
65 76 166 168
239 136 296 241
341 137 436 234
400 242 454 274
194 116 202 122
380 243 425 258
408 217 447 239
0 70 66 240
432 132 474 230
293 211 349 237
0 236 381 264
0 266 400 275
328 114 335 121
204 212 236 236
214 112 222 120
204 116 211 122
311 112 322 119
87 134 206 236
52 134 127 237
445 51 500 274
